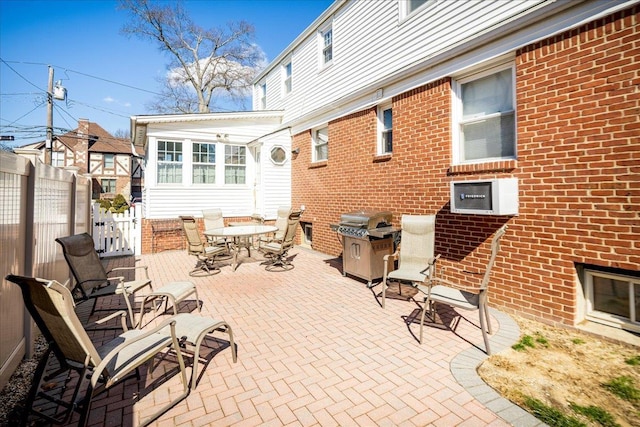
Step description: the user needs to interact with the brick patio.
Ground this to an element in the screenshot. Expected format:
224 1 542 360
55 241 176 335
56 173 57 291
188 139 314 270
32 246 540 426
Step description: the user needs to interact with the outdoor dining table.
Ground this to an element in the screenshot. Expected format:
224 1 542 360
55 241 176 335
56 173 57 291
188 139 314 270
204 225 278 271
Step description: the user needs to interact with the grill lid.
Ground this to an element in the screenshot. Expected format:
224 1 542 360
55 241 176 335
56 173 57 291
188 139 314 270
339 210 392 230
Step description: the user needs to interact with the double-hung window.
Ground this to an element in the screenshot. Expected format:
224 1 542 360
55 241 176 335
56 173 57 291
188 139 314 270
378 104 393 154
259 83 267 109
157 140 182 184
104 153 115 169
225 145 246 184
313 127 329 162
454 64 516 163
321 25 333 66
101 178 116 194
283 61 292 94
193 142 216 184
52 151 64 167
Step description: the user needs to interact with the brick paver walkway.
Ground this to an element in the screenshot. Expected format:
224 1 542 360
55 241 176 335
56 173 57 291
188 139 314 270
34 247 540 426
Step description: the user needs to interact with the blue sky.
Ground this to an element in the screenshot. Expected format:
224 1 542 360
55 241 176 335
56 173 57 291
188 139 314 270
0 0 333 147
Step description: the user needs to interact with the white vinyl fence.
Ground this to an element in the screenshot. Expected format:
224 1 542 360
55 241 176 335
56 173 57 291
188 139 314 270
92 203 142 257
0 151 91 389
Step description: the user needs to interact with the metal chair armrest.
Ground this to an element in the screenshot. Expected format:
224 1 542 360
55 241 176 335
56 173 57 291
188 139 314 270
92 310 129 331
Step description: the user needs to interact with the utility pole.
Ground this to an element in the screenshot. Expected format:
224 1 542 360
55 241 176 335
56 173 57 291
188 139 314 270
45 66 54 165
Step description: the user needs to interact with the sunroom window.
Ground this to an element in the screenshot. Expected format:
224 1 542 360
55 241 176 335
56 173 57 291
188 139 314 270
157 140 182 184
224 145 246 184
193 142 216 184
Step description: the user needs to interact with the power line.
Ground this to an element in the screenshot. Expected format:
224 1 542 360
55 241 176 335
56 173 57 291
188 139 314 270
0 58 162 96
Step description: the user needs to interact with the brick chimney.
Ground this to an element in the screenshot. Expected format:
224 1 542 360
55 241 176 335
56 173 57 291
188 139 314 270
75 118 90 173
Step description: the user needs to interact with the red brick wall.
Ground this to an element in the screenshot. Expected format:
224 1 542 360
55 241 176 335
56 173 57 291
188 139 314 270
141 215 272 254
291 6 639 326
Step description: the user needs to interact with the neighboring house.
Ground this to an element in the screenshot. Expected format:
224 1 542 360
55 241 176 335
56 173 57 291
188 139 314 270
246 0 639 335
19 118 142 200
130 111 291 219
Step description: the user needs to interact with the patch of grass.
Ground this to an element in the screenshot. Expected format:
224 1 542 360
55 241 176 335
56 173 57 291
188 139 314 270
625 355 640 366
512 333 548 351
535 333 549 347
523 397 585 427
569 402 620 427
513 335 536 351
572 338 586 345
603 376 640 403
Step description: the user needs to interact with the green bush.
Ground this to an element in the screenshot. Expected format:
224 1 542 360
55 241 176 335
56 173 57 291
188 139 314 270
111 194 129 210
97 199 111 211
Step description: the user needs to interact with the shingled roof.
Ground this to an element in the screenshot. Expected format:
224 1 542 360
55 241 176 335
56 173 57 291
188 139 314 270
24 120 141 156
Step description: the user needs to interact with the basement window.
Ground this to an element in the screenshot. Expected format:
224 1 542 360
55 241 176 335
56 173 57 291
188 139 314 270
584 267 640 333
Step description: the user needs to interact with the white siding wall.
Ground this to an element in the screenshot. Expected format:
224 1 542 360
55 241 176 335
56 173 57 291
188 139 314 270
257 131 292 220
261 0 544 117
257 0 626 131
142 116 288 219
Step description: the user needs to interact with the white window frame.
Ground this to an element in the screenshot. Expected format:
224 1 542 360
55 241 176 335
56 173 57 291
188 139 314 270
101 178 116 194
192 142 216 184
104 153 115 169
400 0 434 20
318 22 333 68
224 145 247 185
157 140 183 184
452 62 516 165
313 126 329 162
52 151 64 167
377 103 393 155
283 61 292 95
585 269 640 333
270 145 287 165
259 82 267 109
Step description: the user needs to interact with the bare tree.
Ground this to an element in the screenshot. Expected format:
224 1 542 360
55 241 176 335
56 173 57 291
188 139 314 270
118 0 265 113
113 128 131 139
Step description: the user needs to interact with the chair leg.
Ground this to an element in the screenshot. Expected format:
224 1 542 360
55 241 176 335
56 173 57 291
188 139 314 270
478 304 491 355
381 278 387 309
419 299 429 344
484 304 492 335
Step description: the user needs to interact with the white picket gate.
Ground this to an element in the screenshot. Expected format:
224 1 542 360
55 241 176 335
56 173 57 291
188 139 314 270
92 203 142 257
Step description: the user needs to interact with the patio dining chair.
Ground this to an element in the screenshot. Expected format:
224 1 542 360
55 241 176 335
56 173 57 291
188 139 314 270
261 211 302 271
202 208 230 252
258 205 292 249
56 233 200 328
180 215 227 276
5 274 190 427
414 224 508 355
380 214 436 309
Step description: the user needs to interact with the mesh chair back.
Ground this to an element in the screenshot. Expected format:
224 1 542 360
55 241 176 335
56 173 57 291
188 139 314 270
281 214 301 249
398 215 435 272
274 206 292 240
480 224 507 290
180 216 205 255
202 209 224 230
7 275 101 368
56 233 108 296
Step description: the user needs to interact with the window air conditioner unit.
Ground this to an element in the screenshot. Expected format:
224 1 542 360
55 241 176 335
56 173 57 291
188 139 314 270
450 177 518 216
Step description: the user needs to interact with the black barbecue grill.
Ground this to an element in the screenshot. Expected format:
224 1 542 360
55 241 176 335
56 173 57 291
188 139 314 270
331 210 399 287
